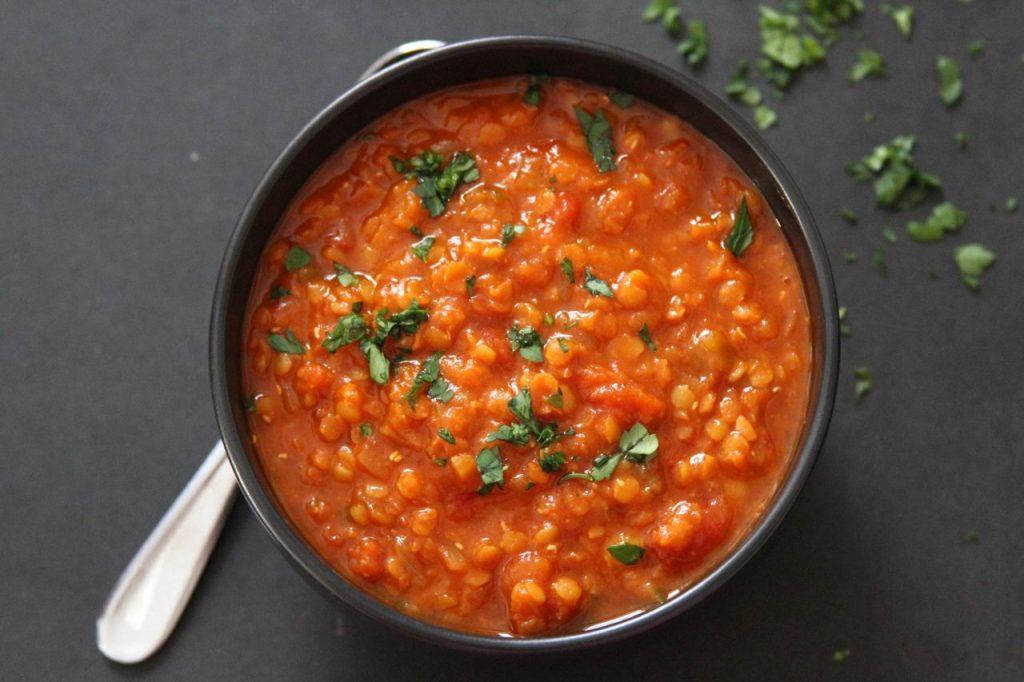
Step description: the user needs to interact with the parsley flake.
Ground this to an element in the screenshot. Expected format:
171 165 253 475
539 451 566 473
583 268 614 297
284 246 310 272
559 257 576 283
607 542 645 565
323 313 368 352
849 49 886 83
906 202 966 242
507 324 544 363
270 285 290 300
954 243 996 290
882 4 913 39
848 136 941 209
724 197 754 256
391 150 480 217
639 323 657 351
937 56 963 106
411 235 436 262
475 447 506 495
854 366 872 403
676 19 709 68
501 223 526 247
574 106 617 173
523 74 549 107
267 329 303 355
333 263 359 287
438 428 456 444
359 422 373 437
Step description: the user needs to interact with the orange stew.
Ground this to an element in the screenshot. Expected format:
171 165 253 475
243 77 811 636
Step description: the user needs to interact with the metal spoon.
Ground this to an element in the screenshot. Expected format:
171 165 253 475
95 39 445 664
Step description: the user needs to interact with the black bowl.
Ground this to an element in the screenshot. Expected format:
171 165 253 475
210 35 839 653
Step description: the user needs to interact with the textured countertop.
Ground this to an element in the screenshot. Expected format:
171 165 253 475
2 1 1021 679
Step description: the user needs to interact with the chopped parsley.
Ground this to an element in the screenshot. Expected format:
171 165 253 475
243 393 257 413
559 256 576 283
726 60 762 106
269 285 290 300
390 150 480 217
438 428 456 444
359 340 390 384
937 56 963 106
643 0 682 35
759 6 825 73
501 223 526 247
607 542 645 565
608 89 635 109
523 74 549 106
546 389 564 409
487 422 532 446
574 106 617 173
882 3 913 39
411 235 436 262
404 352 442 405
754 105 778 130
323 313 368 352
539 451 566 473
854 366 872 403
465 275 476 296
433 457 448 467
475 447 506 495
906 202 966 242
267 329 304 355
955 130 969 151
284 246 311 272
639 323 657 351
583 268 614 297
954 243 996 290
968 40 985 58
838 305 850 337
724 197 754 256
873 248 887 276
492 388 574 450
373 300 429 342
543 313 554 326
833 649 851 663
409 225 423 237
560 422 658 484
359 422 373 437
843 251 858 263
507 323 544 363
848 136 941 209
849 49 886 82
427 378 455 403
1006 197 1019 214
333 263 359 287
882 226 898 244
841 208 858 224
676 19 709 67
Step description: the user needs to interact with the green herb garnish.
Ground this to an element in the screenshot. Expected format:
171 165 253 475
475 447 506 495
906 202 967 242
608 89 635 108
954 243 996 290
438 428 456 444
574 106 617 173
411 236 436 262
841 208 858 224
937 56 963 106
848 135 941 210
405 352 442 405
410 225 423 237
360 339 390 384
560 422 658 483
583 268 614 297
268 329 303 355
882 4 913 39
539 451 566 473
359 422 373 437
284 246 311 272
676 19 709 67
1006 197 1019 214
838 305 850 337
433 457 448 467
873 248 887 276
968 40 985 57
854 366 872 403
323 313 368 352
955 131 969 151
724 197 754 256
269 285 290 300
849 48 886 82
507 324 544 363
759 6 825 72
546 389 564 409
754 105 778 130
501 223 526 247
523 74 549 106
726 61 763 107
334 263 359 287
559 256 576 283
391 150 480 217
607 542 645 565
465 275 476 296
639 323 657 351
243 393 257 413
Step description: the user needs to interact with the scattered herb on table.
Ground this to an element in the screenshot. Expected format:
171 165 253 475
833 649 851 663
937 56 963 106
848 135 941 210
841 208 858 224
968 40 985 57
906 202 967 242
849 49 886 82
843 251 858 263
676 18 709 67
955 131 969 151
954 243 996 290
754 105 778 130
839 306 850 337
882 3 913 39
1006 197 1019 214
854 366 873 403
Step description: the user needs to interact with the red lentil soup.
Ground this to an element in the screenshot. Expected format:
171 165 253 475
242 76 811 636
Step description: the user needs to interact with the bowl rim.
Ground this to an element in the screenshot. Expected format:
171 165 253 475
210 35 839 654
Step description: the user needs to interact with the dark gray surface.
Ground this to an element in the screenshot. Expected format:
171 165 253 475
1 1 1020 679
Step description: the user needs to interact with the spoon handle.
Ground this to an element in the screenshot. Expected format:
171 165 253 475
96 441 237 664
